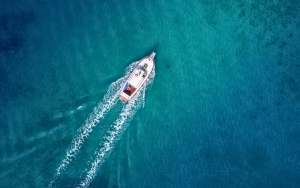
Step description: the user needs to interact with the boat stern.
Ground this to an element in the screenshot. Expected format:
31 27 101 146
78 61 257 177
119 95 128 103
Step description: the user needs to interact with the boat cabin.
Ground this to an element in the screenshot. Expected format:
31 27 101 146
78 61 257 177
123 83 136 96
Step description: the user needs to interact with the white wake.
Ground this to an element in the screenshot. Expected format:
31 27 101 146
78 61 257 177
49 61 140 187
79 68 155 188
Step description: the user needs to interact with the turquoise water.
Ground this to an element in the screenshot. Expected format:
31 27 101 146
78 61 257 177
1 0 300 187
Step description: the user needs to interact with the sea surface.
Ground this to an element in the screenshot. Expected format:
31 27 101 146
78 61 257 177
1 0 300 187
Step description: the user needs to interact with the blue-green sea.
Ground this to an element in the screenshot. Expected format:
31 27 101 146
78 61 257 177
1 0 300 187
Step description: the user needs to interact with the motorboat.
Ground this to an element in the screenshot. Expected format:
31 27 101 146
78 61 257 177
119 52 155 102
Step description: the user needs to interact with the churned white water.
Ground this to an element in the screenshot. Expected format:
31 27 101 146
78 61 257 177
49 61 154 187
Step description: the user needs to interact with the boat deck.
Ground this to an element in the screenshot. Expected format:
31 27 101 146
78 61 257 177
119 52 155 102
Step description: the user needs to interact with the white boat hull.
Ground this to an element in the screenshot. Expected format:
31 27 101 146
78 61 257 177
119 52 155 102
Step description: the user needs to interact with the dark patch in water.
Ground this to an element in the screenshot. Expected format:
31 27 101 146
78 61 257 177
279 66 300 103
0 11 36 101
0 67 35 101
279 42 287 49
238 10 245 18
265 37 277 48
0 34 25 52
0 12 35 53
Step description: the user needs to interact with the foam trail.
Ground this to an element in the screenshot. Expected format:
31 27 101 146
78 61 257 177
49 61 139 187
79 70 155 188
28 124 63 142
0 169 13 180
78 89 144 188
1 147 38 164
